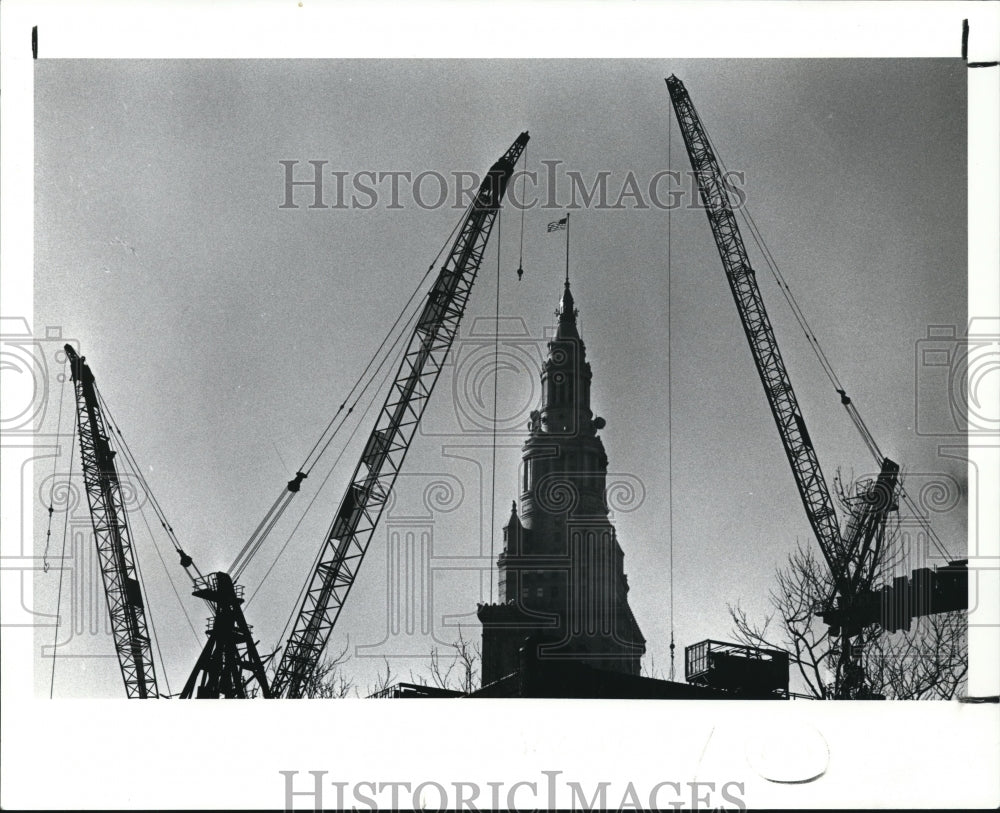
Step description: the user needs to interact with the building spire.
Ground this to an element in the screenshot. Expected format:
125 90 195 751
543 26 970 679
477 270 646 686
559 212 573 335
557 278 578 339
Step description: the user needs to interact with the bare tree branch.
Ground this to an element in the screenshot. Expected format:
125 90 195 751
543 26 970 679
729 473 967 700
303 637 356 698
366 657 395 697
427 626 481 693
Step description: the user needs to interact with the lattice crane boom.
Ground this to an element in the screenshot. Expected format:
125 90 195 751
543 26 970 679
64 344 159 699
664 76 849 589
270 131 530 698
664 77 919 698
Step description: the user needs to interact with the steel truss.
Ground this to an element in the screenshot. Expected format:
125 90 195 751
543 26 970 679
271 132 530 698
665 77 905 698
65 344 159 699
181 572 271 698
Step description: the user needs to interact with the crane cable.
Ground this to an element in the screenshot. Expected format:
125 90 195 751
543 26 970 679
736 198 952 562
259 324 413 662
516 140 528 280
262 180 516 667
96 389 202 582
49 416 75 698
120 473 201 646
247 301 420 610
227 197 479 583
254 306 419 600
228 292 417 582
489 206 501 604
489 144 528 602
235 195 479 591
43 363 69 573
123 487 172 697
700 123 954 563
740 204 885 464
299 193 475 476
95 388 204 685
701 128 849 411
667 107 676 683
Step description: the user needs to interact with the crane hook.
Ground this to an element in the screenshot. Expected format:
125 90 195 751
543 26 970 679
287 471 307 493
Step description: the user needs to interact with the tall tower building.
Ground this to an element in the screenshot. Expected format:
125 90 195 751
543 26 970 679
477 280 646 686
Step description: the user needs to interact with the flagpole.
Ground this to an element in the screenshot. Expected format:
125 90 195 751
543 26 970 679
565 212 570 285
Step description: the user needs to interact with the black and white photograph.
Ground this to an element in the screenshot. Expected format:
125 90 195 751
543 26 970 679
2 2 998 810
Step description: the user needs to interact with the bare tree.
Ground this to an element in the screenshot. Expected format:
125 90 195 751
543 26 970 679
366 657 396 696
303 637 356 698
729 470 967 699
867 609 967 700
428 627 480 694
641 653 667 681
452 627 480 694
729 540 967 700
300 629 488 698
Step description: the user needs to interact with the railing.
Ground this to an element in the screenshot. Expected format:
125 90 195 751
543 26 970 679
685 639 790 697
367 682 465 699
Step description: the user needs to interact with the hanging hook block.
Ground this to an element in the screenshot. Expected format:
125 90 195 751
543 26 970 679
287 471 307 493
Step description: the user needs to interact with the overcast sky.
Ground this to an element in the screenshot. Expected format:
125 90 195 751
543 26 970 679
34 58 967 697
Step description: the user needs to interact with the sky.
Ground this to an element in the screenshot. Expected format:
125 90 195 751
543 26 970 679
32 58 968 698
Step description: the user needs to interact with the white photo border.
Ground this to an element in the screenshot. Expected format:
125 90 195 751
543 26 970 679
1 1 997 809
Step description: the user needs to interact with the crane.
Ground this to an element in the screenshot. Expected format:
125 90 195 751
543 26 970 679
61 132 528 700
180 571 271 698
664 76 902 698
269 131 530 698
65 344 160 699
64 343 272 698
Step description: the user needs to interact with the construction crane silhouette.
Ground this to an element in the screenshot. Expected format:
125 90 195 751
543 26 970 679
665 75 966 699
65 345 161 698
270 131 529 698
65 344 270 698
63 131 529 699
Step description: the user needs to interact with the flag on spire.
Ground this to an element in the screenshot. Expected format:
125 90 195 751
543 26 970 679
547 217 568 232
